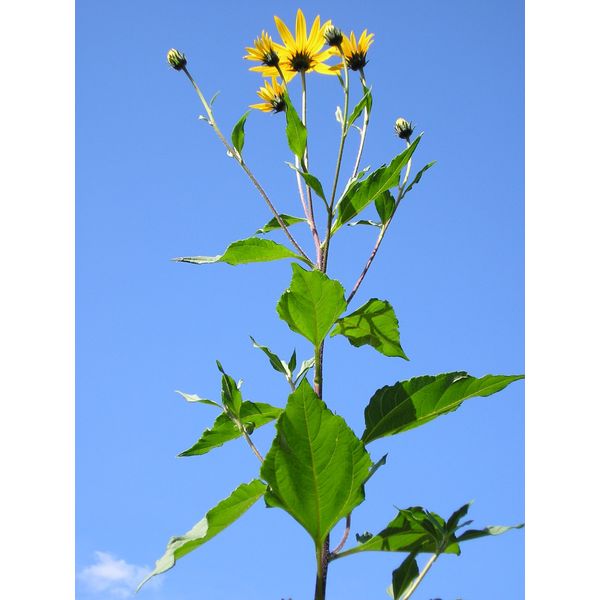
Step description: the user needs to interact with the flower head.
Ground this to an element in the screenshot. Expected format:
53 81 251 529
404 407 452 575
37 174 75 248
244 31 285 77
272 9 341 79
394 118 414 141
166 48 187 71
250 78 287 114
323 25 344 48
341 30 374 71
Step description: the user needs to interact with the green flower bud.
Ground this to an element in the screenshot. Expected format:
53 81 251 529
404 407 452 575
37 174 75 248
324 25 344 48
167 48 187 71
394 117 414 141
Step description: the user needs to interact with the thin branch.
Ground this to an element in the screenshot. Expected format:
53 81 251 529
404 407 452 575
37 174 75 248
241 426 264 463
181 67 312 265
350 68 371 180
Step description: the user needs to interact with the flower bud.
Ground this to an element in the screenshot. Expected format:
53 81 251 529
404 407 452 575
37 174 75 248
167 48 187 71
394 117 414 141
324 25 344 48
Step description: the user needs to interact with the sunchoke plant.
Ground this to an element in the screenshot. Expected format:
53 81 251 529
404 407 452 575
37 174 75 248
139 9 523 600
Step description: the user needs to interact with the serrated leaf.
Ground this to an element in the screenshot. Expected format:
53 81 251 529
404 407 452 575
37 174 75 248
403 161 436 195
173 237 307 266
331 299 408 359
277 264 347 346
255 214 306 235
332 136 422 233
391 553 419 599
362 373 524 444
138 480 266 590
176 391 220 408
347 87 372 128
375 190 396 224
231 110 250 154
179 401 282 456
250 336 291 379
284 93 307 159
260 380 372 547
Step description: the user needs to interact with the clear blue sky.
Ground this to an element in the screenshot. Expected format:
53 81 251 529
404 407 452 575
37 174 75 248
76 1 523 599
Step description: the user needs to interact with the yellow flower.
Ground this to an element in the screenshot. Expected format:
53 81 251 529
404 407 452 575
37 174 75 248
244 31 287 79
341 29 374 71
273 9 340 79
250 78 287 113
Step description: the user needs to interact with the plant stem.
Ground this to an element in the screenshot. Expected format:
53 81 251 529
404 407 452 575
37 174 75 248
401 553 439 600
350 68 370 180
330 514 351 556
181 67 312 265
346 139 413 305
300 70 321 266
240 426 264 463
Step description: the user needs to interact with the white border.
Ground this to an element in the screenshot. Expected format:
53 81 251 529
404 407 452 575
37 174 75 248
0 0 74 597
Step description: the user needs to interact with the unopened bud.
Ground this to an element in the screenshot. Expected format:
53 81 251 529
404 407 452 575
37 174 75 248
324 25 344 48
167 48 187 71
394 117 414 141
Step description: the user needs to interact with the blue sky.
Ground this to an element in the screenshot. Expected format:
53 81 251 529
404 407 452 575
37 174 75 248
76 1 524 599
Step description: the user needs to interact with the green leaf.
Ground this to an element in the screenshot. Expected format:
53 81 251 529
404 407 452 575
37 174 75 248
179 401 282 456
296 169 327 201
255 214 306 235
331 299 408 360
362 373 524 444
391 553 419 599
456 523 524 543
375 190 396 224
335 506 456 559
138 480 266 590
332 136 422 233
173 237 307 266
175 391 220 408
284 93 307 159
294 356 315 385
347 87 372 128
364 453 387 485
347 219 382 228
277 264 347 346
216 361 243 417
260 380 372 547
231 110 250 155
403 161 436 195
250 336 292 380
288 349 297 373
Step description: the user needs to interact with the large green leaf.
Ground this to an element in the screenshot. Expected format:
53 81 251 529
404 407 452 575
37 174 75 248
256 214 306 235
332 136 421 233
330 298 408 359
284 93 307 159
260 380 372 547
173 237 308 266
138 480 266 590
179 401 282 456
362 372 524 444
276 264 347 346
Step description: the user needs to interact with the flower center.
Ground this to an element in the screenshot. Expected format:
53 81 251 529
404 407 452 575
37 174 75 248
346 51 367 71
289 50 313 72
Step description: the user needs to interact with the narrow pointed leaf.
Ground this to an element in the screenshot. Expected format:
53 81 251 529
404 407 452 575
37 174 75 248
294 356 315 384
391 553 419 599
362 373 524 444
179 401 282 456
260 380 372 547
331 298 408 359
456 523 524 543
231 110 250 155
347 219 382 228
216 362 242 417
173 237 306 266
347 87 372 128
364 453 388 485
176 391 220 408
277 264 347 346
256 214 306 235
446 501 473 534
284 93 307 159
250 336 291 378
332 136 421 233
138 480 266 590
288 349 297 373
403 161 436 195
297 170 327 201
